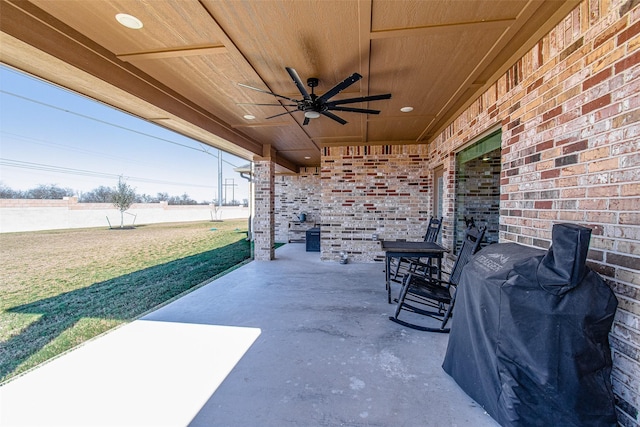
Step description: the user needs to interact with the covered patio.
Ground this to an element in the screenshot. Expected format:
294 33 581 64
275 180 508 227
1 0 638 424
0 243 498 426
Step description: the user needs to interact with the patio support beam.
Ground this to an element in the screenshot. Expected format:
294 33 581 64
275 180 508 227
253 145 276 260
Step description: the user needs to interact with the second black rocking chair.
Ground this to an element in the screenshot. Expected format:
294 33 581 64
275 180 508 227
389 226 486 332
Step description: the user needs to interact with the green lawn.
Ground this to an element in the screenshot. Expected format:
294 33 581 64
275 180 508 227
0 220 251 383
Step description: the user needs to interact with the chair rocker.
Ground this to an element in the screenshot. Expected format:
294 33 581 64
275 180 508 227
391 217 442 281
390 226 485 332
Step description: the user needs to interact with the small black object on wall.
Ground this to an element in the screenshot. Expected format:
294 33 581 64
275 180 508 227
306 227 320 252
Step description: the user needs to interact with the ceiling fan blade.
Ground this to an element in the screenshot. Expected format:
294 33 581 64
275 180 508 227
265 110 295 119
318 73 362 103
303 116 310 126
326 93 392 106
321 110 347 125
238 83 298 102
285 67 311 100
236 103 298 107
328 106 381 114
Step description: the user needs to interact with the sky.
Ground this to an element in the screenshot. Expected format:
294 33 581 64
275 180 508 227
0 65 250 204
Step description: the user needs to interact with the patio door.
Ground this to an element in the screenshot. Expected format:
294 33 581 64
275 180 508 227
454 130 501 251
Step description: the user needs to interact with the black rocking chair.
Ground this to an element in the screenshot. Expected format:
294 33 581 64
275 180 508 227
391 217 442 280
389 225 486 332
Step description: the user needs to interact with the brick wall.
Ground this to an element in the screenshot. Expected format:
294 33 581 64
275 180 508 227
274 167 322 242
320 145 432 262
279 0 639 423
253 158 275 260
430 1 640 424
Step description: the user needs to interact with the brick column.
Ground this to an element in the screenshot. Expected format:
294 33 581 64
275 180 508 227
253 147 275 260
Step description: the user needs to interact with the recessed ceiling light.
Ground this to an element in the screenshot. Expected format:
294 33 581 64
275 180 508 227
400 106 413 113
116 13 143 29
243 114 256 120
304 111 321 119
304 156 311 160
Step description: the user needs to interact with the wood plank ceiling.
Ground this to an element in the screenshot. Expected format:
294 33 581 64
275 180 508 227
0 0 579 172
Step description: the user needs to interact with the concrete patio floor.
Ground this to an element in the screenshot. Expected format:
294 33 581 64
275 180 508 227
1 243 499 427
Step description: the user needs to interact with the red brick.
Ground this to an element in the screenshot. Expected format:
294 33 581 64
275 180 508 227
563 140 588 154
536 140 554 152
535 201 553 209
525 153 541 164
541 169 561 179
507 117 521 129
614 49 640 74
581 94 612 114
511 124 525 135
527 78 544 93
542 106 562 122
618 20 640 45
582 67 613 91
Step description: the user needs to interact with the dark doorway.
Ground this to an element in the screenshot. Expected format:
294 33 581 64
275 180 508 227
454 130 501 251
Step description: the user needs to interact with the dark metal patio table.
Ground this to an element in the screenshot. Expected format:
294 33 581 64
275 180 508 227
381 240 449 303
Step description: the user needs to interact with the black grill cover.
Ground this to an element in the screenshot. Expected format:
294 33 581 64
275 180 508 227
442 223 618 426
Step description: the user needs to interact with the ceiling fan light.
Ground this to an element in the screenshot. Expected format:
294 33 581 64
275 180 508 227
304 111 321 119
116 13 143 29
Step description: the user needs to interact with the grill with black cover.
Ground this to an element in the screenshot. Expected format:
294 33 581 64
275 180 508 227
443 223 618 426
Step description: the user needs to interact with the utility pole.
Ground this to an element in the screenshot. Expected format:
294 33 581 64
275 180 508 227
223 178 237 205
218 149 223 207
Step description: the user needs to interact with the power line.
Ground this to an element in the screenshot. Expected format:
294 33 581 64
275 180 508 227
0 131 154 166
0 89 242 169
0 158 216 190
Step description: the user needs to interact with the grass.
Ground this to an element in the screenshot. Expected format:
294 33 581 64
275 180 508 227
0 219 252 383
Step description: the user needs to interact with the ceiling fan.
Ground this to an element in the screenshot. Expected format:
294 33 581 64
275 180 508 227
238 67 391 125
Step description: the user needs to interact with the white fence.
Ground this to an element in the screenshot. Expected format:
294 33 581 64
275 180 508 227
0 197 250 233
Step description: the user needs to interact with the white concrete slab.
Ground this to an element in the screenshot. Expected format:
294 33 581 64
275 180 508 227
0 321 260 426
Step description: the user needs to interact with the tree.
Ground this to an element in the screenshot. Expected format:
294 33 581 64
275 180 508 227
136 193 156 203
111 176 137 228
79 185 113 203
0 184 21 199
26 184 74 199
